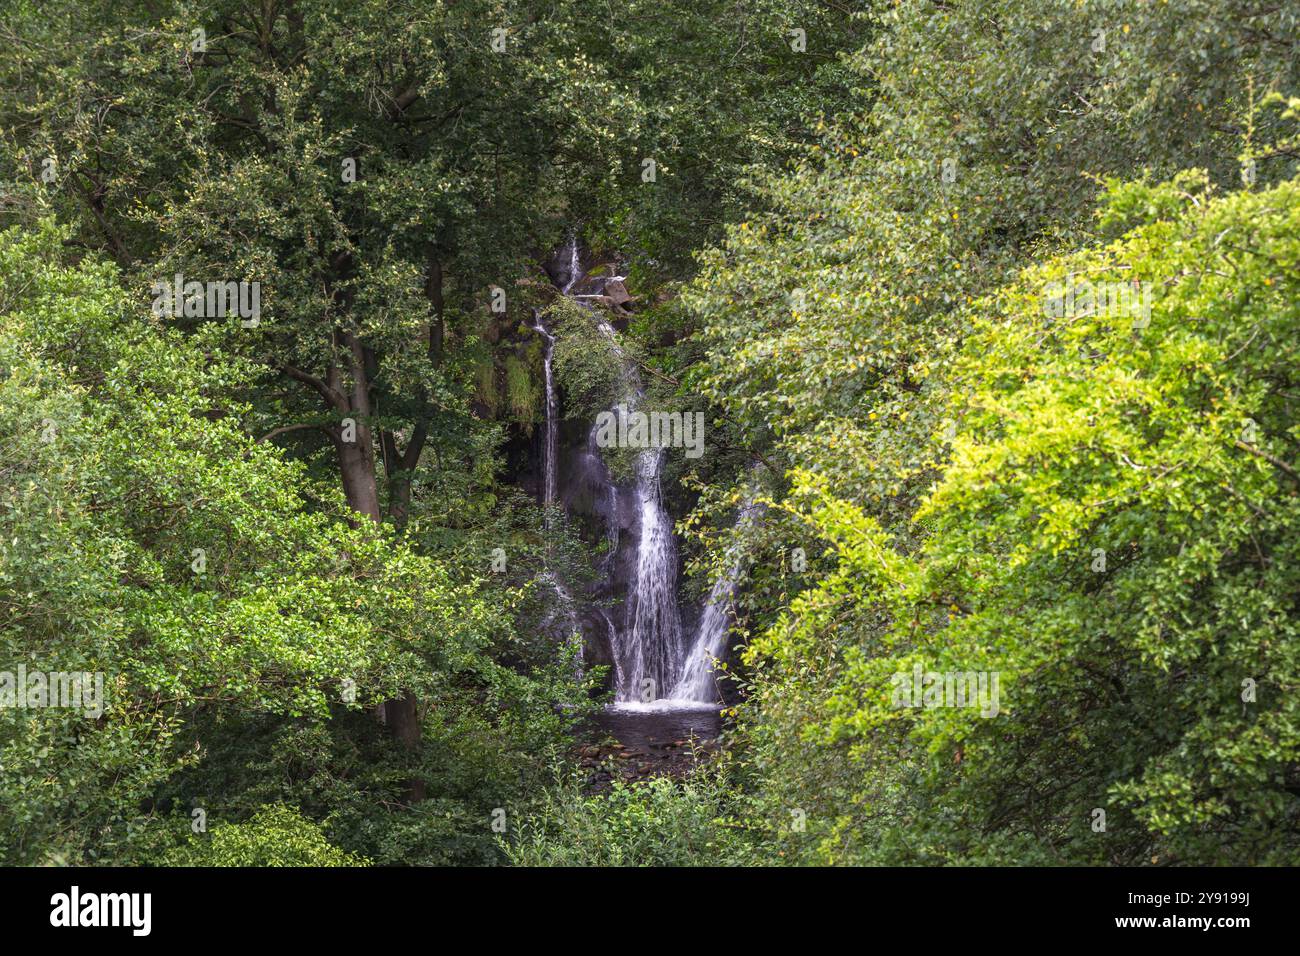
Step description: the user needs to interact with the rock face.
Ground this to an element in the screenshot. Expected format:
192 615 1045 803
579 607 617 680
542 238 586 292
603 277 632 308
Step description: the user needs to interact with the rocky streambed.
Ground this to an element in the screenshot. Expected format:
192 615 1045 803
576 707 724 789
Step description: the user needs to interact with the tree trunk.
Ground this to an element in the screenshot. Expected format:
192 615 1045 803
386 469 413 527
336 430 382 521
425 251 445 363
335 330 383 516
380 693 427 803
377 249 444 527
283 255 427 799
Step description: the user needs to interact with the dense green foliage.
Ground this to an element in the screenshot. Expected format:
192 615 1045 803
164 804 370 866
0 222 580 864
738 177 1300 864
2 0 1298 867
671 0 1300 865
502 770 761 867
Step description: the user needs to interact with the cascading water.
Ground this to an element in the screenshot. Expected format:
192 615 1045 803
587 321 685 704
529 277 576 674
533 235 756 712
528 309 558 514
559 234 581 295
535 571 584 679
621 443 686 702
672 493 764 701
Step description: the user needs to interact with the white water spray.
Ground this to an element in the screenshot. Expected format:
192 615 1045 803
534 235 757 712
528 309 558 514
672 493 763 701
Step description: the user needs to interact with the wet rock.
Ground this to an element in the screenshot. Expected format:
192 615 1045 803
604 278 632 307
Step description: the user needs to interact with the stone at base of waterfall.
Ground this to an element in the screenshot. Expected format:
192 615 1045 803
574 733 720 790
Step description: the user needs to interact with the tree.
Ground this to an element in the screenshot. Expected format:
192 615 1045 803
0 221 576 864
678 0 1300 864
0 0 873 752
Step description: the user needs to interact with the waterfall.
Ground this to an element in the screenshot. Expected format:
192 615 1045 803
527 305 579 678
528 309 558 514
621 444 685 702
671 494 764 701
588 321 685 704
528 231 580 513
534 234 754 712
559 234 581 295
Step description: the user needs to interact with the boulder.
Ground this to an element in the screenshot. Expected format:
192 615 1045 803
604 278 632 307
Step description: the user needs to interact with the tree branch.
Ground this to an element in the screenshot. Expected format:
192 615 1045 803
1235 439 1300 484
259 423 327 443
280 363 346 410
